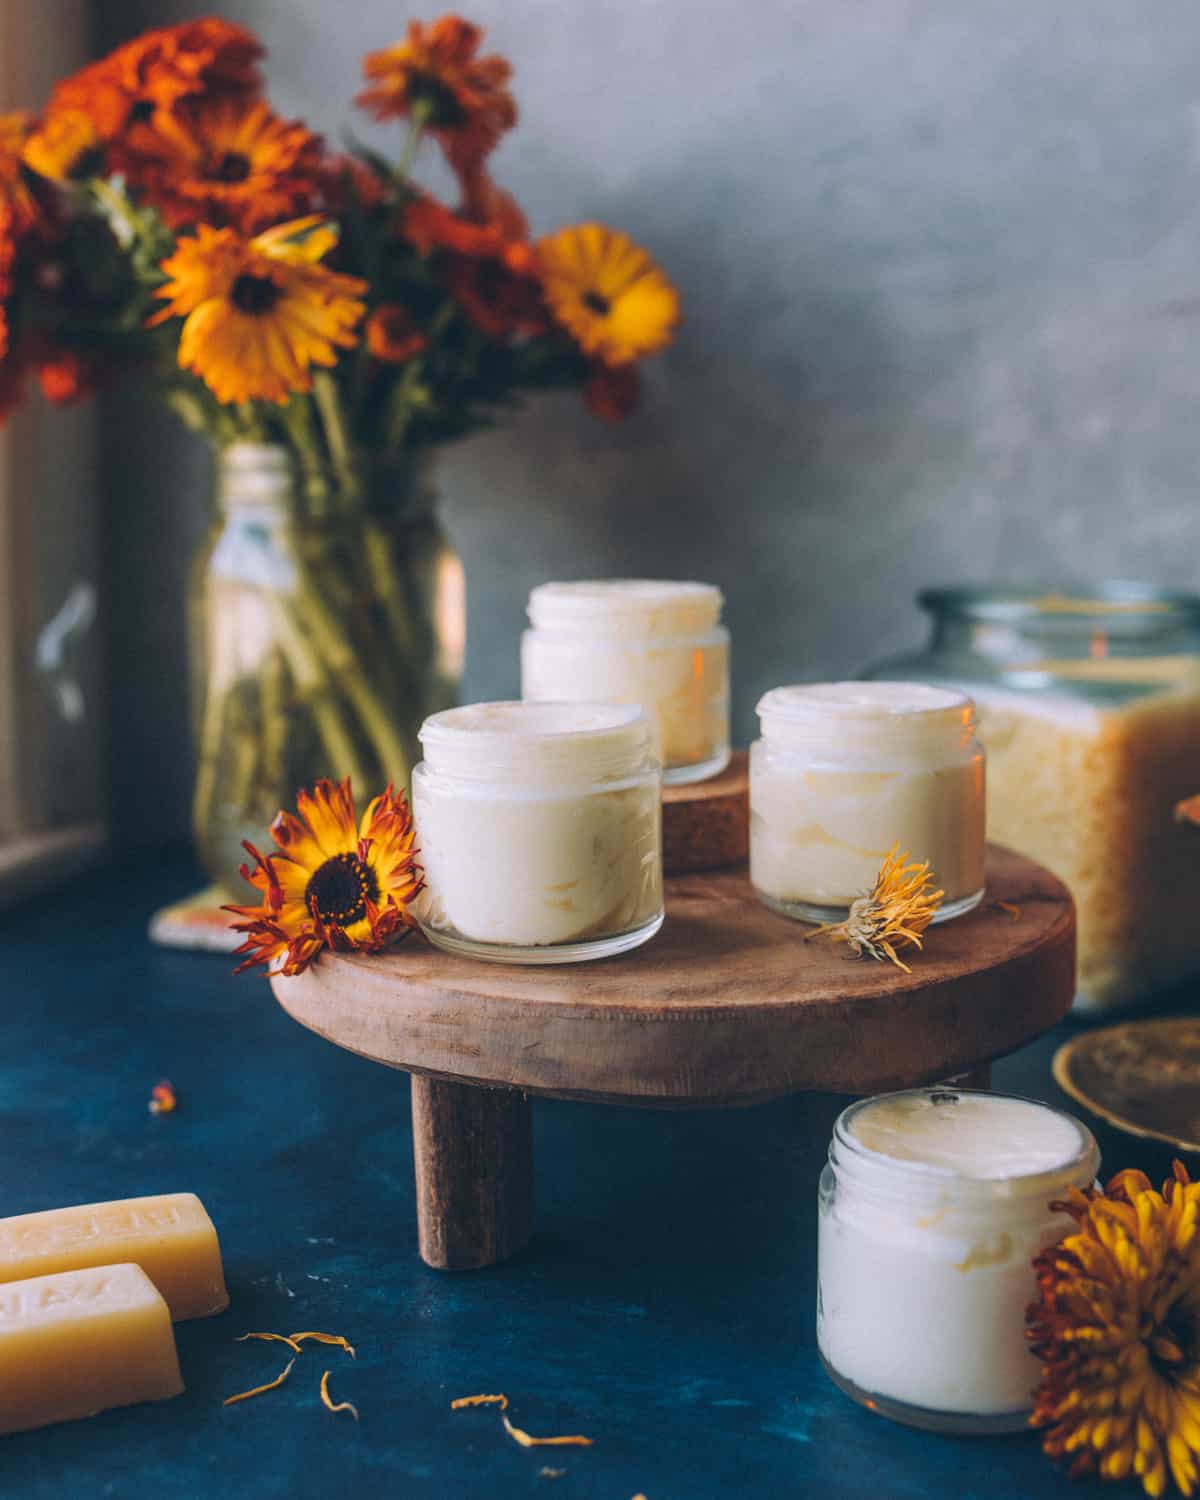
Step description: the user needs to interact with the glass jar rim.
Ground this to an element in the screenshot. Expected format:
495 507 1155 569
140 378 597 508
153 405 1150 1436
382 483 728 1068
418 700 654 784
527 579 723 637
757 681 973 723
920 582 1200 628
831 1088 1099 1202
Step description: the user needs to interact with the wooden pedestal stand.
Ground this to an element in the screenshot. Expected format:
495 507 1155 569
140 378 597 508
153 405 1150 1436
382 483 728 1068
272 788 1074 1272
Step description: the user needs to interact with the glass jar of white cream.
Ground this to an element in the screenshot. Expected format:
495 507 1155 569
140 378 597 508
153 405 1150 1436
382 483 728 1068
521 580 730 784
412 701 664 963
750 681 985 923
817 1088 1099 1434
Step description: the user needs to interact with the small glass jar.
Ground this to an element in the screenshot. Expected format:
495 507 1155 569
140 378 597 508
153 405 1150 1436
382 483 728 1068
520 580 730 785
749 682 985 923
818 1088 1099 1434
412 701 664 964
862 585 1200 1011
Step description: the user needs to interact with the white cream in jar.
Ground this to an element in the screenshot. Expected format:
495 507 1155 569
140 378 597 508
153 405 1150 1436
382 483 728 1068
817 1088 1098 1433
521 580 730 784
412 701 664 963
750 681 985 922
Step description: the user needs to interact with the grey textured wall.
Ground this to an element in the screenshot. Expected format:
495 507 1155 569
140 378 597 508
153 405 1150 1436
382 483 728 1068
97 0 1200 842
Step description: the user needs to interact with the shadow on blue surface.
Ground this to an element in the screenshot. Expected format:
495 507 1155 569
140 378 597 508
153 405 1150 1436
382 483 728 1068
0 855 1192 1498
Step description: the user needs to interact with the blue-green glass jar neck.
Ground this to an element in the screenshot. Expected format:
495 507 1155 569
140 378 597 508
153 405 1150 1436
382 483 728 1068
920 585 1200 664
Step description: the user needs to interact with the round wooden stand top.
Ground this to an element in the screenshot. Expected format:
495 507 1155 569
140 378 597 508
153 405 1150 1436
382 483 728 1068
271 844 1074 1106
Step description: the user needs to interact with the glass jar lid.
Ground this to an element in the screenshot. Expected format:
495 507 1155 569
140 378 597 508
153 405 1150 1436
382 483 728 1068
527 580 723 639
418 700 654 784
831 1088 1099 1206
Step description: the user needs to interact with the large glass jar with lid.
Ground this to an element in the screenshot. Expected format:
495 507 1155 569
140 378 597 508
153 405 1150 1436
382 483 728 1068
863 584 1200 1012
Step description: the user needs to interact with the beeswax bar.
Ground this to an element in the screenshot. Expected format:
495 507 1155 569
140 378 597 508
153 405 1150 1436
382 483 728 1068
0 1263 182 1435
0 1193 228 1321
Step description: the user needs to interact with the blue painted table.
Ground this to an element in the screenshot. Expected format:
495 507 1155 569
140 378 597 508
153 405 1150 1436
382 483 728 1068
0 858 1187 1499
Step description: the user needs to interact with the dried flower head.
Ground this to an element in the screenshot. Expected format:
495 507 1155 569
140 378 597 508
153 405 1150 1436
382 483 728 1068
805 845 943 973
225 777 423 976
1029 1163 1200 1498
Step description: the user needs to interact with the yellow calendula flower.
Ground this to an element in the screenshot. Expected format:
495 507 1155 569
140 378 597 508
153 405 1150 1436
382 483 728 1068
536 223 680 366
1029 1163 1200 1498
225 777 424 976
150 215 367 405
22 108 102 182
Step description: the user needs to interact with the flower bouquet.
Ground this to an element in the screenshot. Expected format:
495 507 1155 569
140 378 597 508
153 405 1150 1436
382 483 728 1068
0 14 680 887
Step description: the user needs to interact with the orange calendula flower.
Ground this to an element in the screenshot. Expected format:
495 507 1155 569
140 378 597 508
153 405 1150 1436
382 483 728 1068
584 361 639 424
151 216 367 405
0 113 45 249
402 191 508 258
226 778 424 976
537 224 680 366
357 15 515 168
122 96 321 232
44 18 261 143
1028 1162 1200 1498
366 304 426 363
37 350 101 406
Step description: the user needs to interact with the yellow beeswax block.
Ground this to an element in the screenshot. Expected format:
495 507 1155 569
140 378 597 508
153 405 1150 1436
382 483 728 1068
0 1193 228 1321
0 1263 183 1435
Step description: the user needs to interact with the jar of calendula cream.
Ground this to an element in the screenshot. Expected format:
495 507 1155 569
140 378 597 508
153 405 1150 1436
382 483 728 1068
750 681 985 923
412 701 664 963
818 1088 1099 1434
521 580 730 784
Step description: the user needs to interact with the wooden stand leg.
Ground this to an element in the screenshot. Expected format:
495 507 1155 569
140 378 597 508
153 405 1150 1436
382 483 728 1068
410 1077 534 1271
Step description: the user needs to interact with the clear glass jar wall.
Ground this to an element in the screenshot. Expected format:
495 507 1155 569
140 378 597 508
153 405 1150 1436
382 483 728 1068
521 580 730 784
412 701 664 964
817 1088 1099 1434
863 585 1200 1010
189 443 464 891
749 682 986 923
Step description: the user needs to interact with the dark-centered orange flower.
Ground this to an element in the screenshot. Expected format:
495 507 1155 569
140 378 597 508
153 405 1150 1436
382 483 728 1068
357 15 515 169
1028 1162 1200 1497
151 216 367 405
44 18 261 144
365 304 427 363
402 191 508 258
226 778 424 976
121 96 321 232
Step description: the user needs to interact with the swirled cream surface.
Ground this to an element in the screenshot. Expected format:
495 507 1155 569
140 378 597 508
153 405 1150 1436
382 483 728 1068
521 580 730 783
412 701 663 958
750 681 986 918
818 1089 1098 1427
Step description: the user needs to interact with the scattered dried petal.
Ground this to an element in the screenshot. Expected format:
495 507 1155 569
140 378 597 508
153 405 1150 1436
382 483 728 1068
502 1412 593 1449
320 1368 359 1421
804 845 943 973
289 1331 356 1358
236 1331 302 1354
538 1468 566 1480
994 900 1021 921
148 1079 177 1114
1175 793 1200 825
451 1392 509 1410
224 1357 296 1406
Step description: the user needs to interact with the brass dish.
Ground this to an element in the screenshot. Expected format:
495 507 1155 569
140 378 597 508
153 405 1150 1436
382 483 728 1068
1053 1019 1200 1154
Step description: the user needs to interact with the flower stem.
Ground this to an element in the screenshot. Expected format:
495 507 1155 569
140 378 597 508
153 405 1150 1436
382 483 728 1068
396 100 431 183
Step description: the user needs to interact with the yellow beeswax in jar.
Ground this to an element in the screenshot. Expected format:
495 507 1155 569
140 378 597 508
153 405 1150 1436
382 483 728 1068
0 1193 228 1321
0 1263 183 1435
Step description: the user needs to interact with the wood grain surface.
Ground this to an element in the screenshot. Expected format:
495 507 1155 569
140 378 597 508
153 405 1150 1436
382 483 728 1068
662 751 749 873
271 845 1075 1105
